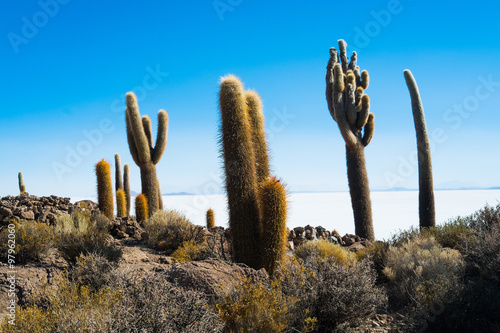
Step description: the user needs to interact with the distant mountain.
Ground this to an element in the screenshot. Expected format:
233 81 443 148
131 191 194 196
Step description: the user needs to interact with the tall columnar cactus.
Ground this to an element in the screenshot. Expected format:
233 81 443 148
123 163 131 217
258 176 288 277
206 208 215 229
116 189 126 218
135 194 148 224
245 90 270 184
125 92 168 215
404 70 436 229
115 153 123 192
326 39 375 241
96 159 114 220
18 172 25 195
219 75 262 269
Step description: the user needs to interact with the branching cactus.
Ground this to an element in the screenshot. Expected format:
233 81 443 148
404 70 435 228
125 92 168 215
96 159 114 220
259 176 288 277
326 39 375 241
123 163 131 217
18 172 25 195
219 75 262 269
245 90 270 184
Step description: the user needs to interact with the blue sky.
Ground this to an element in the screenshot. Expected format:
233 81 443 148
1 0 500 197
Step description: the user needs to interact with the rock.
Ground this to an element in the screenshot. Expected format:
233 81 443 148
20 210 35 220
166 259 268 302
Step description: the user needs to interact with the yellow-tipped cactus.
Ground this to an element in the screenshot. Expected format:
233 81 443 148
404 69 435 229
18 172 25 195
96 159 114 220
219 75 262 269
135 194 148 224
206 208 215 229
245 90 270 184
116 189 126 218
326 40 375 241
258 176 288 277
123 164 131 217
125 92 168 215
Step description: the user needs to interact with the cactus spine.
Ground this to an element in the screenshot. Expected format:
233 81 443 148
123 164 131 217
206 208 215 229
135 194 148 224
116 189 126 218
326 39 375 241
245 90 270 183
219 75 262 269
96 159 114 220
18 172 25 195
404 70 436 229
259 176 288 277
125 92 168 215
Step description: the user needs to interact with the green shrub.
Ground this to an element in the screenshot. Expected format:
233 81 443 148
295 240 357 267
143 210 205 252
0 221 54 264
54 211 121 262
383 236 465 316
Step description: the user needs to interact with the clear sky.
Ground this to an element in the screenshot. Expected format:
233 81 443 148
1 0 500 198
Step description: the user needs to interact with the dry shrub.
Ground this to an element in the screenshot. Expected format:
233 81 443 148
171 241 208 263
143 210 205 252
383 236 465 313
54 211 121 262
295 240 357 267
70 252 118 292
0 221 54 264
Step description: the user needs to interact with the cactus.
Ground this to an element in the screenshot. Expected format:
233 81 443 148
96 159 114 220
18 172 25 195
258 176 288 277
245 90 271 183
326 40 375 241
135 194 148 223
219 75 262 269
125 92 168 215
116 189 126 218
404 70 436 229
123 163 131 217
206 208 215 229
115 153 123 191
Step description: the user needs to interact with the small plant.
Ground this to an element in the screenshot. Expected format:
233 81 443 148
70 252 118 292
95 159 114 219
0 221 54 264
18 171 26 194
171 240 207 263
206 208 215 229
143 210 204 252
135 194 148 223
123 164 131 216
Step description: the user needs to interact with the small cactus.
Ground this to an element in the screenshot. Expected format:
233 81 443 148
116 189 126 218
404 70 435 229
258 176 288 277
123 164 131 217
135 194 148 224
96 159 114 220
206 208 215 229
18 172 25 195
115 153 123 192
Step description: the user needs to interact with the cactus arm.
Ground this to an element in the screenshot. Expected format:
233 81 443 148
338 40 349 73
126 92 151 164
361 70 370 89
348 51 357 71
142 116 153 149
356 95 370 128
332 64 357 148
326 47 338 121
151 110 168 165
346 83 357 126
362 113 375 147
126 111 141 166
